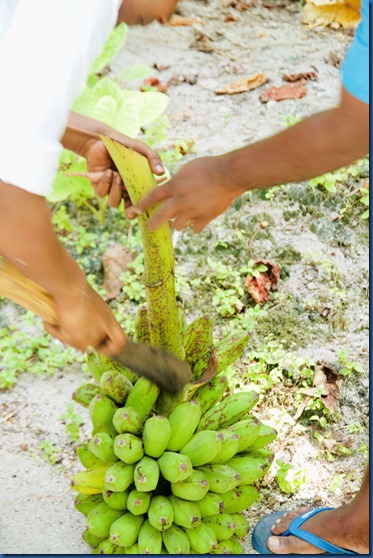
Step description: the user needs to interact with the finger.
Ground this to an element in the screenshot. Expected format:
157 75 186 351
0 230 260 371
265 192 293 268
105 133 165 176
95 169 113 198
190 218 210 233
135 184 173 213
148 198 181 231
96 329 127 357
108 175 123 208
172 213 195 231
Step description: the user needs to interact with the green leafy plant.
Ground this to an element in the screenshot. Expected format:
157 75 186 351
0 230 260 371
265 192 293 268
275 459 306 494
39 439 62 465
359 185 369 219
59 403 85 443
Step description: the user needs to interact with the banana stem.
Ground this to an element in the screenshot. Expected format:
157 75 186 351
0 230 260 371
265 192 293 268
101 137 184 362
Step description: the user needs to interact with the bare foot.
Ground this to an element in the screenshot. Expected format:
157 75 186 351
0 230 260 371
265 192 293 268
267 507 367 554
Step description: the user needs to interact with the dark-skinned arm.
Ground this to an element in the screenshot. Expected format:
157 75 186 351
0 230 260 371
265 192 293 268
131 88 368 232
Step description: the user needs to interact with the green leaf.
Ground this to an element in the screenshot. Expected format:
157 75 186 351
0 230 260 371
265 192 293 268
89 23 127 75
48 151 93 203
361 209 369 219
137 91 169 126
94 95 118 127
122 64 154 80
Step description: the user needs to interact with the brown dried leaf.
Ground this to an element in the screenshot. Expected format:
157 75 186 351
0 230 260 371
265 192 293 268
140 77 168 93
152 63 171 71
102 244 134 300
313 361 341 415
245 259 281 305
215 72 268 95
302 0 360 29
190 34 215 53
282 70 318 82
168 15 200 26
260 81 307 103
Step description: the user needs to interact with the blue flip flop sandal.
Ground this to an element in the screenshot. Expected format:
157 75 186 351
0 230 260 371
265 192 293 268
252 508 358 554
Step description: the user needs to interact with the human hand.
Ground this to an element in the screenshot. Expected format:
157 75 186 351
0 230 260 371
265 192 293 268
44 280 126 357
127 155 241 232
84 135 165 209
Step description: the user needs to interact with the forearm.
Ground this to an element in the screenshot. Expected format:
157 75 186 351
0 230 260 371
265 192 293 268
61 112 111 158
0 181 86 301
222 89 369 194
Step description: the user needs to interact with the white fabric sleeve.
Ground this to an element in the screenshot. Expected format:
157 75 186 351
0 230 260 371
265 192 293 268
0 0 120 196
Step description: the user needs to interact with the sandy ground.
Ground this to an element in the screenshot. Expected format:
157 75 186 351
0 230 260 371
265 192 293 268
0 0 368 554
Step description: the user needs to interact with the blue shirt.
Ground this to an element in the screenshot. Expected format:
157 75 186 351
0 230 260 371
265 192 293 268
341 0 369 104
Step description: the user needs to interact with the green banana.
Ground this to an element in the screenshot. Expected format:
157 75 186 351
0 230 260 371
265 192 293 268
157 451 193 483
82 527 104 549
102 489 129 511
134 306 151 344
72 383 101 408
74 493 104 517
231 513 249 538
71 466 109 493
125 377 160 421
77 444 108 469
197 464 241 494
203 512 237 540
169 495 201 529
138 519 163 554
100 370 133 405
110 512 144 547
89 432 117 464
89 394 117 436
124 543 139 554
197 492 224 517
227 416 261 452
185 522 218 553
227 454 271 485
143 415 171 458
126 489 152 516
192 374 229 415
182 315 214 366
176 301 186 336
171 469 209 501
210 430 240 464
85 351 138 384
215 332 249 374
148 495 174 531
162 523 190 554
86 502 123 538
180 430 224 466
197 391 259 431
166 400 202 451
112 406 143 435
246 422 277 450
113 433 144 464
104 462 135 492
221 485 259 513
98 538 124 554
210 537 242 554
134 456 160 492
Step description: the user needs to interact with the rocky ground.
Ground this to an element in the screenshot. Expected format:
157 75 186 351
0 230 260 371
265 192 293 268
0 0 368 554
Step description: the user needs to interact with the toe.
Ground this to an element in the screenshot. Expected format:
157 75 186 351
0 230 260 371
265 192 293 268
268 534 323 555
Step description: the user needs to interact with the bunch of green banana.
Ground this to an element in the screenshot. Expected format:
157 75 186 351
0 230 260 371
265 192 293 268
72 313 277 554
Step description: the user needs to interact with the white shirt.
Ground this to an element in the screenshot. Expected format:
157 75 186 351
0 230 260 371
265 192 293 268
0 0 120 196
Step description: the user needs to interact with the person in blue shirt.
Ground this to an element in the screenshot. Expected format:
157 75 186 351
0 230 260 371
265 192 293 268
129 0 369 554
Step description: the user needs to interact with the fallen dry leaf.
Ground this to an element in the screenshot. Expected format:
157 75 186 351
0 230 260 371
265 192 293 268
215 72 268 95
221 0 253 10
102 244 134 300
302 0 360 29
324 50 342 67
260 81 307 103
167 73 198 86
168 14 200 26
313 361 341 415
152 63 171 71
282 70 318 82
190 34 215 53
224 13 240 22
245 259 280 305
140 77 168 93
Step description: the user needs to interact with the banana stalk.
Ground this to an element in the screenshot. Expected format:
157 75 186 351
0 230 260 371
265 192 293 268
101 137 183 360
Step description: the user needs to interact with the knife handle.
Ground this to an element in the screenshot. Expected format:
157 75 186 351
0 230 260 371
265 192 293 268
0 256 58 325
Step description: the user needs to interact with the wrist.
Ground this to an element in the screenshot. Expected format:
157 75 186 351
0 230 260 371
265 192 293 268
214 152 251 197
62 112 110 158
